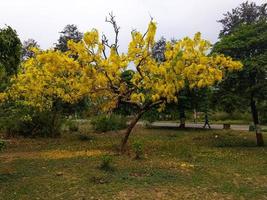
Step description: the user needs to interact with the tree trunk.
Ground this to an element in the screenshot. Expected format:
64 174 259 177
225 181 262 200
250 97 264 146
120 110 145 153
193 108 197 123
179 109 186 128
51 111 60 138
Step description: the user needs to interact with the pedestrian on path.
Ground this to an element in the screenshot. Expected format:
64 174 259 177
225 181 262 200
203 113 211 129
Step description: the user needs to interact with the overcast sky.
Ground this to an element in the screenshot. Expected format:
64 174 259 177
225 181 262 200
1 0 265 51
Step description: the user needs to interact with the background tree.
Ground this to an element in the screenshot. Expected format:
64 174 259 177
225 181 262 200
213 1 267 146
152 37 166 62
218 1 267 37
22 39 40 60
55 25 90 116
55 24 83 52
0 26 22 80
0 26 22 137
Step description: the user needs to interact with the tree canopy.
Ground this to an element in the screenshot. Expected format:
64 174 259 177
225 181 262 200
22 39 40 61
0 26 22 78
55 24 83 52
218 1 267 37
214 1 267 146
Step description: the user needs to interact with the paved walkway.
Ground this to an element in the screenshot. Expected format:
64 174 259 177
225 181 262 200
74 119 267 132
147 121 267 131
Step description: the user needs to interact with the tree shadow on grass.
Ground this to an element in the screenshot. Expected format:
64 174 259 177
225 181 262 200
146 126 214 132
0 171 20 183
212 138 261 148
207 132 264 148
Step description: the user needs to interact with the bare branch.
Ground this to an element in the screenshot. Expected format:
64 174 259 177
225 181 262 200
101 34 109 59
101 34 112 49
119 99 142 110
103 71 120 93
136 58 145 78
148 100 163 109
105 12 120 54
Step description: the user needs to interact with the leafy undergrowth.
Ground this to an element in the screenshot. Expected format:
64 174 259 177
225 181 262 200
0 127 266 200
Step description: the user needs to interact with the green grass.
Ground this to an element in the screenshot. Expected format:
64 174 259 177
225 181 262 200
0 126 267 200
207 119 250 125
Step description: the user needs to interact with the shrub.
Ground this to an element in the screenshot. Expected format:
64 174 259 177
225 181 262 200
77 134 94 141
0 104 63 137
0 140 6 151
132 140 144 159
68 121 79 132
142 105 179 123
91 114 127 132
177 145 193 161
211 111 251 122
16 112 62 137
249 124 255 131
100 155 113 171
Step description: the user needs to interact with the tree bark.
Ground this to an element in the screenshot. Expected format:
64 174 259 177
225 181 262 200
120 110 145 153
250 97 264 146
51 111 60 138
179 109 186 128
193 108 197 123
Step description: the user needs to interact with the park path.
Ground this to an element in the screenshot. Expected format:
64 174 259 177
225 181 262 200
144 121 267 131
74 119 267 131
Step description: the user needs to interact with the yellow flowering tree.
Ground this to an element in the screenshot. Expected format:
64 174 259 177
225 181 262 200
3 15 242 150
2 49 93 136
66 16 242 151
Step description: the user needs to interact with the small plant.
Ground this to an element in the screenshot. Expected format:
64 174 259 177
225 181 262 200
91 114 127 132
249 124 255 132
69 122 79 132
177 145 193 160
2 106 63 138
132 140 144 159
100 155 113 171
78 134 94 141
0 140 6 151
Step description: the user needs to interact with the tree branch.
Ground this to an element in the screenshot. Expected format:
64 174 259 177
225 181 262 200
105 12 120 54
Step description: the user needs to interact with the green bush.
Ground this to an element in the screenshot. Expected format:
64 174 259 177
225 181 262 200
0 140 6 151
91 114 127 132
142 104 179 123
132 140 144 159
100 155 113 171
77 134 94 141
68 121 79 132
0 104 62 137
211 111 251 122
249 124 255 131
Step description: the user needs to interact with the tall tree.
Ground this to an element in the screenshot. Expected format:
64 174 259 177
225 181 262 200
218 1 267 37
0 26 22 78
152 37 166 62
214 1 267 146
55 24 83 52
22 39 40 60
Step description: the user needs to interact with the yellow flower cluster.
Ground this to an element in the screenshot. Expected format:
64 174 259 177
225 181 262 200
128 25 242 109
1 21 242 112
6 50 93 110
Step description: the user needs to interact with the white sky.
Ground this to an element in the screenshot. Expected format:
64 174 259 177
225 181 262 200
1 0 265 51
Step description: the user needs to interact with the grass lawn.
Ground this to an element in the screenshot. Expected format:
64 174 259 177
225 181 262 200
0 125 267 200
